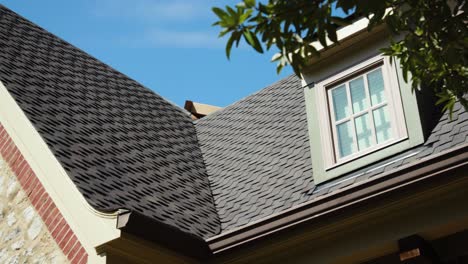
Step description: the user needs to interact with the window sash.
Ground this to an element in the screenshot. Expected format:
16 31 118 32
319 56 406 166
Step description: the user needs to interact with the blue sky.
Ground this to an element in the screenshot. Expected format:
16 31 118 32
1 0 292 107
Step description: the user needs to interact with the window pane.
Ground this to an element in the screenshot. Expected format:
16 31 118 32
336 121 355 158
354 113 372 150
373 106 392 143
331 85 351 121
367 68 386 105
350 77 368 113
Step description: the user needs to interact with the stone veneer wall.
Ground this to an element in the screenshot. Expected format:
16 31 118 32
0 124 88 263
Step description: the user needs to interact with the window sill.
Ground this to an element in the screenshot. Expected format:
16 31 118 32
325 136 408 171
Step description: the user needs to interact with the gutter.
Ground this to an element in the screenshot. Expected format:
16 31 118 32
206 143 468 254
104 144 467 260
115 211 213 260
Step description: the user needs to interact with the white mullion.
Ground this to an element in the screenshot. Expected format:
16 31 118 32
368 101 387 111
335 117 352 125
327 88 341 162
345 82 358 153
363 73 377 146
349 102 384 119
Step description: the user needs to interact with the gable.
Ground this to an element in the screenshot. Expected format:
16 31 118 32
0 5 219 238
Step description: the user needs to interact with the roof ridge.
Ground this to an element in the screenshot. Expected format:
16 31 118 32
0 4 189 117
194 74 299 125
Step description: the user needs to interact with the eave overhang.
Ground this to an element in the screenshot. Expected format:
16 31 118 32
109 211 213 260
206 143 468 254
96 143 468 261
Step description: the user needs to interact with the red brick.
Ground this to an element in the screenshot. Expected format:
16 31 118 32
47 213 63 234
22 174 38 195
10 153 21 167
0 138 8 152
63 236 78 256
34 191 50 213
5 145 19 164
37 197 53 218
44 207 59 227
30 185 45 206
67 242 82 261
71 248 87 264
0 126 87 261
0 130 7 142
76 253 88 264
11 155 23 172
1 140 14 159
14 159 28 179
57 228 73 249
17 166 33 185
0 136 11 153
17 160 31 178
23 169 35 182
51 218 67 239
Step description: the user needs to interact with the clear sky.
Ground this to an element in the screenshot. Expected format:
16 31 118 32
0 0 293 107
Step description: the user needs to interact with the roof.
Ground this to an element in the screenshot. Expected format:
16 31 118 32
0 5 219 238
1 4 467 248
196 74 468 233
195 76 315 231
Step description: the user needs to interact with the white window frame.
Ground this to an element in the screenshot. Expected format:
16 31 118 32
315 54 408 170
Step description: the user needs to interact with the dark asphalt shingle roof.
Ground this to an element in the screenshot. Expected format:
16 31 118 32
195 76 315 230
195 76 468 232
1 4 467 239
0 5 220 238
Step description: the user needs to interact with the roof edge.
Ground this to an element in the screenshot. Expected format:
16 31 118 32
115 211 213 260
206 143 468 253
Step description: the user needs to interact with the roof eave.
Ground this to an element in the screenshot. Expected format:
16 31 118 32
113 211 213 260
206 143 468 254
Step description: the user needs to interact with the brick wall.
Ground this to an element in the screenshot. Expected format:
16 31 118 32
0 124 88 263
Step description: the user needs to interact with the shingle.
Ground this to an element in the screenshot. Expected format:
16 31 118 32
0 5 220 238
196 75 315 231
2 4 467 238
196 67 468 233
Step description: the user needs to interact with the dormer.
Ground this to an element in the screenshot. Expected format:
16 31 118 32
302 17 437 184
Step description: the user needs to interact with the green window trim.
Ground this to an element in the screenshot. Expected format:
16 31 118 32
304 55 425 184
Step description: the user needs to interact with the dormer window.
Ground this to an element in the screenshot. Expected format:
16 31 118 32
329 67 392 160
304 53 425 184
316 55 408 169
324 58 417 171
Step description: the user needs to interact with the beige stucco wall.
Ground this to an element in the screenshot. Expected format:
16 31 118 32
0 156 68 264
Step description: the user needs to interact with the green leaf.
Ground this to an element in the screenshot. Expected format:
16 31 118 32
226 34 236 60
415 27 424 36
212 7 228 19
239 9 253 24
226 6 237 18
226 31 242 59
244 0 255 8
218 28 230 38
276 62 284 75
243 29 264 53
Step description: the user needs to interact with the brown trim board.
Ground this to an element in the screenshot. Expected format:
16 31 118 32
207 143 468 254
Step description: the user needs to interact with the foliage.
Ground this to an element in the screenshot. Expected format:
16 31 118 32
212 0 468 114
